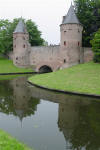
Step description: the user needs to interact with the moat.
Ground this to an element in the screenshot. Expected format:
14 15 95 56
0 75 100 150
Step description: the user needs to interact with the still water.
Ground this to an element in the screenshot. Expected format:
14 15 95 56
0 76 100 150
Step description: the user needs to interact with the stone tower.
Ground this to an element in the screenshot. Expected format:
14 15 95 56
60 4 83 68
13 19 30 67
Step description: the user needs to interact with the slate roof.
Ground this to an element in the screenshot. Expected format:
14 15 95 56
62 4 81 25
14 19 27 33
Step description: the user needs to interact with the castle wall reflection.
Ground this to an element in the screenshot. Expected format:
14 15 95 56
0 76 100 150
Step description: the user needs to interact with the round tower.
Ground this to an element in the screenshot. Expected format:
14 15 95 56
13 19 30 67
60 4 83 67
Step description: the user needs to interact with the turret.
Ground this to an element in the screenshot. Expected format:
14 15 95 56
60 4 83 66
13 18 30 67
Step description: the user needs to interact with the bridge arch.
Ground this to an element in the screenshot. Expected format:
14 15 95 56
39 65 53 73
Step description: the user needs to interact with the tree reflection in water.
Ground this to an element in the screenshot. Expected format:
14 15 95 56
0 76 100 150
58 97 100 150
0 76 40 121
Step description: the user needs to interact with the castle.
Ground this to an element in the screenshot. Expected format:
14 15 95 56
12 4 93 72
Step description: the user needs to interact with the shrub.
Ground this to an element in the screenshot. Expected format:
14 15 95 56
91 29 100 63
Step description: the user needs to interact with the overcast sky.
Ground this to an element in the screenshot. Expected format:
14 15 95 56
0 0 73 44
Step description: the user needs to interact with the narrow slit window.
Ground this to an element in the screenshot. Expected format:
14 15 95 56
64 41 66 46
23 45 25 48
64 59 66 63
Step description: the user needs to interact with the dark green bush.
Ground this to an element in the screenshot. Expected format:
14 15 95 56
91 29 100 63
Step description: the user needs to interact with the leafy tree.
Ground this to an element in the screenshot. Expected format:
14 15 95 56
91 28 100 63
0 18 45 55
26 19 44 46
74 0 100 47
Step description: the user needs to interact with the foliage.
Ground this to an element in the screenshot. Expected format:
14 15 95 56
91 28 100 62
74 0 100 47
0 18 45 54
29 62 100 95
0 58 33 74
26 20 44 46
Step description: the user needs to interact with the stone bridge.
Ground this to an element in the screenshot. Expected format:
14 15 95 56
30 45 62 72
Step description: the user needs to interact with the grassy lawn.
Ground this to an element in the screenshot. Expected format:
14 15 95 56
0 58 33 74
28 62 100 95
0 129 32 150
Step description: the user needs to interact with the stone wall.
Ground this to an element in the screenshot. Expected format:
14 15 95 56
83 47 93 63
30 45 62 71
80 47 93 63
13 33 31 68
8 51 13 60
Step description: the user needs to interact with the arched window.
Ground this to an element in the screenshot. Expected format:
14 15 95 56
78 42 80 46
23 45 25 48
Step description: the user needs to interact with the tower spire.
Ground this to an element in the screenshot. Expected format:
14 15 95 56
14 18 27 33
62 3 81 25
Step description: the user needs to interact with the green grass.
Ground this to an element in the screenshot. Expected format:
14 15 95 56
0 129 33 150
0 58 33 74
28 62 100 95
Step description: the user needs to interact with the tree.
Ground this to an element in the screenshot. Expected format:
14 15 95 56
0 18 45 55
91 28 100 63
26 19 44 46
74 0 100 47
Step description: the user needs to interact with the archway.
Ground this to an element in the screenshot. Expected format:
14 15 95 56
39 65 53 73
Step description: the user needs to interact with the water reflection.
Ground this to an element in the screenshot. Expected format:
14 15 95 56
58 100 100 150
0 77 40 121
0 76 100 150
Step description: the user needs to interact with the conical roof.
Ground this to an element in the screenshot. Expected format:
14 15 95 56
14 19 27 33
62 4 81 25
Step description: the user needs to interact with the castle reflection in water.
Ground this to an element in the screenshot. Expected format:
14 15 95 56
0 76 100 150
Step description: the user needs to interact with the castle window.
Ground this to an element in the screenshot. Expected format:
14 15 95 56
64 59 66 63
64 41 66 46
16 57 18 60
14 45 16 48
23 45 25 48
64 31 66 33
23 37 25 40
78 42 80 46
78 29 80 33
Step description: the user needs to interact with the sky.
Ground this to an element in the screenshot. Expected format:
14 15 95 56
0 0 73 44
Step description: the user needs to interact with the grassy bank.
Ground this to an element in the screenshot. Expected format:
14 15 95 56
0 58 33 74
29 62 100 95
0 129 32 150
